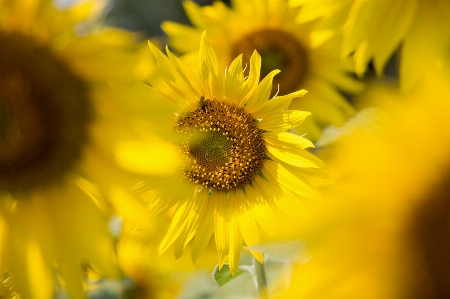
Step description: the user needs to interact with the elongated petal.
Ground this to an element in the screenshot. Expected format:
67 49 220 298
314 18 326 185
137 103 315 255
237 50 261 106
264 131 315 149
239 210 263 263
158 197 194 254
148 41 197 106
173 190 203 259
225 54 244 103
228 214 243 275
199 31 225 100
183 0 208 28
191 197 215 263
214 194 229 268
252 202 278 237
166 46 204 99
263 161 321 199
252 89 308 119
161 21 202 53
267 145 325 168
245 69 280 113
258 110 311 131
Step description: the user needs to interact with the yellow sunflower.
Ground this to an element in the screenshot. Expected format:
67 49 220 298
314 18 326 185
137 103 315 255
340 0 450 92
0 0 155 297
162 0 363 141
276 60 450 298
125 31 326 275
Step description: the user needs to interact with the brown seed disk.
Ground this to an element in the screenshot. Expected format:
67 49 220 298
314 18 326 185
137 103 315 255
231 28 308 96
176 98 266 192
0 32 92 192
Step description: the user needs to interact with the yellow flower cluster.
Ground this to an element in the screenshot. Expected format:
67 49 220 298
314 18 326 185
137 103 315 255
0 0 448 298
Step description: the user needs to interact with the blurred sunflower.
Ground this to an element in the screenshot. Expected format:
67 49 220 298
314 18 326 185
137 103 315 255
341 0 450 92
162 0 362 141
0 0 154 297
288 0 353 46
276 59 450 298
122 31 326 275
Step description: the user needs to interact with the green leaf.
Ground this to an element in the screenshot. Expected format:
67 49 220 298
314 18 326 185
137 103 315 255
212 264 246 287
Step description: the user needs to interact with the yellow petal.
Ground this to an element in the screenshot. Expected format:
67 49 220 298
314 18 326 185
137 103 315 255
237 50 261 106
251 174 283 200
372 0 417 77
158 196 195 254
228 214 243 275
225 54 244 103
166 45 204 99
174 189 204 259
214 194 230 268
148 41 198 105
263 161 321 199
252 89 308 119
264 131 315 149
199 31 225 100
252 203 278 237
148 192 179 216
400 0 450 92
267 144 325 169
183 0 207 28
191 197 215 264
161 21 202 53
258 110 311 131
27 242 53 299
245 69 280 113
239 210 263 263
173 222 190 259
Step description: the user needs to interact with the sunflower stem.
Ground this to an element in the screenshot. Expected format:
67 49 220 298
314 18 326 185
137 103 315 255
254 256 269 299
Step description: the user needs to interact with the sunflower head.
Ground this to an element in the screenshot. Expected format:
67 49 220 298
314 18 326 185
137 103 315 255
231 28 308 96
162 0 362 142
0 31 92 193
0 0 155 297
176 97 267 192
139 31 325 274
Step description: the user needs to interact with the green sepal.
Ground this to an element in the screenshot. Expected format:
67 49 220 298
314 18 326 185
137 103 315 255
258 171 268 181
212 264 246 287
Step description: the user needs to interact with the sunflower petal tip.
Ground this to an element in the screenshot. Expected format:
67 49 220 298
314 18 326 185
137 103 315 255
157 243 168 256
200 30 208 41
147 40 159 54
298 89 308 96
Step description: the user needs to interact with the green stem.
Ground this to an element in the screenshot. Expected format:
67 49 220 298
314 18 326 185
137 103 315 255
254 256 269 299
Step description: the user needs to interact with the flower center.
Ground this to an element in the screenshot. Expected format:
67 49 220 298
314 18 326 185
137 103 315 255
231 28 307 95
176 98 266 192
0 32 92 192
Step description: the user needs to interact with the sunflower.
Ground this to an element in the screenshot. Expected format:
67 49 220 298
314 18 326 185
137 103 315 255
124 31 326 275
276 60 450 299
0 0 154 297
339 0 450 92
162 0 363 141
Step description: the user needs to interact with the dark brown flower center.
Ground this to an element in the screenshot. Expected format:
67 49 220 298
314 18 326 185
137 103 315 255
231 28 307 96
0 32 92 192
176 98 266 193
